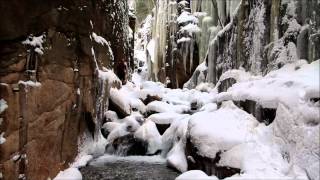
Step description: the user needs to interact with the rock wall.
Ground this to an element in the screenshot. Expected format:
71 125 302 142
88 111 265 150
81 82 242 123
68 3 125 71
145 0 319 88
0 0 130 179
185 0 320 88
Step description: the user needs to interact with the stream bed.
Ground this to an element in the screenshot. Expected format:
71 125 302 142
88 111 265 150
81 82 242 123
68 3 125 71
80 155 180 180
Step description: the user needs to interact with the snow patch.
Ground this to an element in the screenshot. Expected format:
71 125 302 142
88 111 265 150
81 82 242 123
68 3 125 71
53 168 82 180
0 99 8 114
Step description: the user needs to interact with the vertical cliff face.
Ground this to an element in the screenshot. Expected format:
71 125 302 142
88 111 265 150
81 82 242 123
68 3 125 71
185 0 320 88
0 0 130 179
145 0 242 88
144 0 319 88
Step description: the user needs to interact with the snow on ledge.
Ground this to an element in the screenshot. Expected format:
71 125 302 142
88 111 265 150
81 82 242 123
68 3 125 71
0 99 8 115
22 35 45 55
18 80 41 87
91 32 114 61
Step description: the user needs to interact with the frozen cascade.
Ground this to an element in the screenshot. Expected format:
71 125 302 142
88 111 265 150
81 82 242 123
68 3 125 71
144 0 242 88
149 0 170 81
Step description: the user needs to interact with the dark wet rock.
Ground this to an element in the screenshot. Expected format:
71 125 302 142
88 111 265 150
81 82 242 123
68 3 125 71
100 125 110 139
106 134 148 156
142 94 162 105
190 102 198 111
143 110 158 118
185 138 240 179
218 78 237 93
155 123 171 135
235 100 276 125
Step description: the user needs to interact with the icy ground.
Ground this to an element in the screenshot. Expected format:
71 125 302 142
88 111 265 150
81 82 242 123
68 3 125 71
54 58 319 180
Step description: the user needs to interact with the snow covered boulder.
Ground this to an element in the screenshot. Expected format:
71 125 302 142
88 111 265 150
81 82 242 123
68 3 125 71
102 113 162 156
145 101 190 116
162 116 190 172
185 101 257 178
188 101 258 159
215 60 319 112
102 114 146 155
109 87 131 118
148 112 189 134
134 120 162 155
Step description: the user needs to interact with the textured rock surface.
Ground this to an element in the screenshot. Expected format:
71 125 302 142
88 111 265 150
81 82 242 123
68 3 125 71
186 0 320 88
0 0 130 179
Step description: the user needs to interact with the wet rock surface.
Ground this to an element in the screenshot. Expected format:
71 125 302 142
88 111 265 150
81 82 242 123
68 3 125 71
105 134 148 156
185 138 240 179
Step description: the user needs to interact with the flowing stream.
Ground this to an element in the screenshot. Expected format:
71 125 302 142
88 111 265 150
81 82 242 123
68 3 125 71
80 155 179 180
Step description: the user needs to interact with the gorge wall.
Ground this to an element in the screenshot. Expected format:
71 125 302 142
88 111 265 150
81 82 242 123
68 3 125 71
0 0 131 179
144 0 319 88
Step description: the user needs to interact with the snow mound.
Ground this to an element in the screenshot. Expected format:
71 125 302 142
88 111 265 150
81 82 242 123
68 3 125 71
148 112 188 124
53 168 82 180
134 120 162 154
215 60 320 111
199 103 217 112
188 101 258 159
176 170 218 180
162 116 190 172
146 101 190 114
71 154 93 168
110 87 131 115
105 114 141 144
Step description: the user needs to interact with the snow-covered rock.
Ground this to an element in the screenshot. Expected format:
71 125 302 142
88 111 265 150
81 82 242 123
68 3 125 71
134 120 162 154
162 116 190 172
176 170 218 180
215 60 320 113
188 101 258 159
109 87 131 117
148 112 188 125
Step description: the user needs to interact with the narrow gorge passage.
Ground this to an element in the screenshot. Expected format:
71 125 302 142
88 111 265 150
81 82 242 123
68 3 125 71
0 0 319 180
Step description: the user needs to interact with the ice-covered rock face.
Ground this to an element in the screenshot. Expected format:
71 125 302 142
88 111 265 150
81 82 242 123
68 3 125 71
184 0 320 89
